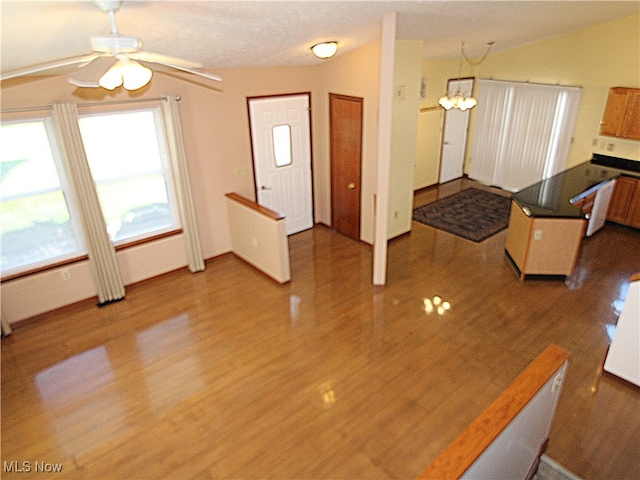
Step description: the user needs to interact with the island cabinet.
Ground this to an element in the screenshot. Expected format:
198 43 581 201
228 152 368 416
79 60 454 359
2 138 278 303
607 176 640 229
505 162 621 280
600 87 640 140
505 201 586 280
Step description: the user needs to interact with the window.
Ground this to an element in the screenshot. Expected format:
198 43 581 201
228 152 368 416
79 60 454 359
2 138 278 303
78 109 180 245
272 124 292 167
0 120 86 276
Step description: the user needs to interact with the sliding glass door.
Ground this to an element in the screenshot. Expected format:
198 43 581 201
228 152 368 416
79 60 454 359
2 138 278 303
469 79 581 192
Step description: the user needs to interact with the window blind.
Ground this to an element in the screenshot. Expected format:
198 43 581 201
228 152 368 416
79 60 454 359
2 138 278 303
468 79 581 192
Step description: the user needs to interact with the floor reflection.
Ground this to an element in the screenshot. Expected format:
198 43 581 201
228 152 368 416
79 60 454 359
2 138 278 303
35 346 114 410
135 314 205 411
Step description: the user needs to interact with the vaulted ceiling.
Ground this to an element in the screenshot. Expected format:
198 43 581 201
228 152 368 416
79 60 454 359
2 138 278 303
2 1 639 76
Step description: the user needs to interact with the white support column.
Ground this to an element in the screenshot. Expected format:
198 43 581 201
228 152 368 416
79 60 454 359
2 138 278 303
373 12 396 286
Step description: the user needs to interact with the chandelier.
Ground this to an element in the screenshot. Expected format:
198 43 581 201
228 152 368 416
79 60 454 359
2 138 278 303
439 42 494 111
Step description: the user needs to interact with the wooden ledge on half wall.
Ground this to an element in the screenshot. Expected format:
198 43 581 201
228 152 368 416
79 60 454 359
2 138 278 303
418 344 571 480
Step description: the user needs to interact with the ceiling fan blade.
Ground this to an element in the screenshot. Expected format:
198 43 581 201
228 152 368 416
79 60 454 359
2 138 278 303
68 56 119 88
1 54 98 81
138 59 223 83
130 51 203 69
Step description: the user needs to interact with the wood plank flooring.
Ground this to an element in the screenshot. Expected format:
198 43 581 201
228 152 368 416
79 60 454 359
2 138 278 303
2 178 639 479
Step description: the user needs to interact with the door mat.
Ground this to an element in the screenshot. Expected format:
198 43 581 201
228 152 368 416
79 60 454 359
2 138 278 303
412 188 511 242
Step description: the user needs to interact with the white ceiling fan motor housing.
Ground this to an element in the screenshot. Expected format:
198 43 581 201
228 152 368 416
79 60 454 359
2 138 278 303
91 35 142 54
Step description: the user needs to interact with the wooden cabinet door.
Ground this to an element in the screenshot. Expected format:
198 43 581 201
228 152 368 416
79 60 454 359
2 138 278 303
601 88 632 137
607 176 636 224
628 182 640 229
600 87 640 140
621 91 640 140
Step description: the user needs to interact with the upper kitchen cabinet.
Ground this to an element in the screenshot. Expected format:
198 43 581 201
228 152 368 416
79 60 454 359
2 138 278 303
600 87 640 140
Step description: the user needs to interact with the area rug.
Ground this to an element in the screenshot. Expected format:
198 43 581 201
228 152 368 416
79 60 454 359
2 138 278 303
412 188 511 242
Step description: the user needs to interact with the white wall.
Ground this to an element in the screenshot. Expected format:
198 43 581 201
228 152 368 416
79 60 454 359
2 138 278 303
226 195 290 284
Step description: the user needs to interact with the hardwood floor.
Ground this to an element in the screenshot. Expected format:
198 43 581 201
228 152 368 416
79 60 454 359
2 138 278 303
2 178 639 479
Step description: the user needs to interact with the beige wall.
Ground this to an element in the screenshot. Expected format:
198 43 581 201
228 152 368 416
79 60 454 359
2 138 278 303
418 13 640 187
313 41 382 244
1 42 382 322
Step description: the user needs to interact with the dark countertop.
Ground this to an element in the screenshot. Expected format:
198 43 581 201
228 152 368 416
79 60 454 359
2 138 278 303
512 155 640 218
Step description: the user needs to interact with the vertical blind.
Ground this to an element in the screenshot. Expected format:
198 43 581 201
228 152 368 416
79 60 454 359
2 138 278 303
469 79 582 192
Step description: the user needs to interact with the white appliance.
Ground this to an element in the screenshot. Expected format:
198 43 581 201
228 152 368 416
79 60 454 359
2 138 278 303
604 277 640 387
586 179 615 236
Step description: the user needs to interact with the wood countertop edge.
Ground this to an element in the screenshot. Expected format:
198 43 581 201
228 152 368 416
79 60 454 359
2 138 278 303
225 192 285 221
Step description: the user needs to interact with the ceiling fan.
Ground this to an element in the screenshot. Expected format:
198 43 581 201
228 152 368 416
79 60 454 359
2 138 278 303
0 0 222 90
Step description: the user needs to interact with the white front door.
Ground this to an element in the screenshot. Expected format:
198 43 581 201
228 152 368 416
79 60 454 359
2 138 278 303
439 78 473 184
248 94 313 235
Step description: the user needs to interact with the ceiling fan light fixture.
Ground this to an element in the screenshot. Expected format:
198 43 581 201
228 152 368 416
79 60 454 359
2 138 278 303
97 57 152 91
311 41 338 59
121 59 152 90
98 61 123 90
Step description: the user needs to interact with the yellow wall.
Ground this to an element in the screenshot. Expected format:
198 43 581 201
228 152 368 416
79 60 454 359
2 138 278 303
418 13 640 187
416 59 458 189
388 39 424 238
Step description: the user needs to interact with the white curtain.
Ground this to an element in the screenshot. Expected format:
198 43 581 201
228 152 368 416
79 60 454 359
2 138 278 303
469 79 582 192
52 103 125 304
161 96 205 272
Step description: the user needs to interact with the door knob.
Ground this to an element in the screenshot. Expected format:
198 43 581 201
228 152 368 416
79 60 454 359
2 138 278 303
261 185 272 190
347 182 356 189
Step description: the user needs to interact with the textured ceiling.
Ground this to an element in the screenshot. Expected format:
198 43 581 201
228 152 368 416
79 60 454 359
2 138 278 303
1 1 639 75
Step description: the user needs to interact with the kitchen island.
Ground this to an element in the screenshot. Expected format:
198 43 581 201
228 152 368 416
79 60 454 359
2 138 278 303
505 155 639 280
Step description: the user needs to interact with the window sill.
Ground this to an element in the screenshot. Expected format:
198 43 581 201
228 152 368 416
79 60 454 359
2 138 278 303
114 229 183 251
1 255 90 283
1 229 183 282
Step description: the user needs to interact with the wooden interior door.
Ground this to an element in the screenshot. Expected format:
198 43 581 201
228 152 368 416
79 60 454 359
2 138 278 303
330 94 363 241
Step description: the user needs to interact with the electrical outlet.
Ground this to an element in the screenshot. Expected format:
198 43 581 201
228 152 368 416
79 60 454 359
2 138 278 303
60 268 71 281
551 372 563 393
533 229 543 241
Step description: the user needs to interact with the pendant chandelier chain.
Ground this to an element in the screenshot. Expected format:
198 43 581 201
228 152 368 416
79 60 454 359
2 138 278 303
461 41 495 66
438 41 495 111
